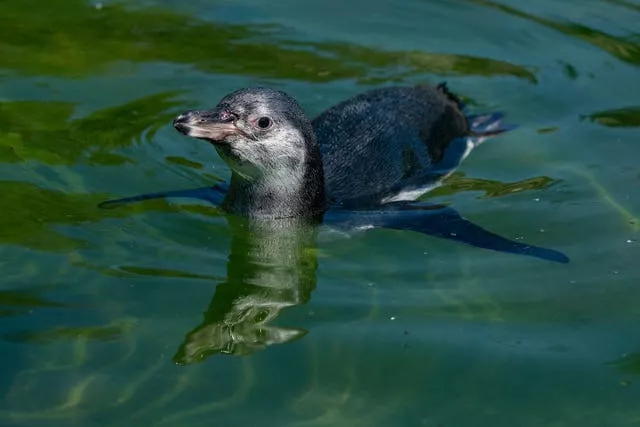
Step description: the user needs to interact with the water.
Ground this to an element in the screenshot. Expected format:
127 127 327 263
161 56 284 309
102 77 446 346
1 0 640 425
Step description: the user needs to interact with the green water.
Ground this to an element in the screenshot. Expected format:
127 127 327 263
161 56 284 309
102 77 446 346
2 0 640 425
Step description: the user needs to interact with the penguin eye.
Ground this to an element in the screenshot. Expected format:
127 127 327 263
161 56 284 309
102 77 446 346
256 117 272 129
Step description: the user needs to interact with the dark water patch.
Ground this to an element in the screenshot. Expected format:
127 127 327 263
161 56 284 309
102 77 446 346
0 0 537 83
561 61 579 80
0 290 68 318
0 91 182 166
469 0 640 66
115 265 222 281
427 173 557 199
607 352 640 375
3 321 134 344
605 0 640 12
536 127 560 134
0 180 188 252
285 40 538 83
582 106 640 127
164 156 204 170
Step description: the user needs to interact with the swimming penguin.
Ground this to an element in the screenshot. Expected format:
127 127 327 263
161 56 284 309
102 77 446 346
101 84 569 263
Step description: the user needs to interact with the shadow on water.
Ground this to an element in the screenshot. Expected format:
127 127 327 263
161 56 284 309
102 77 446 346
173 215 320 365
0 0 535 82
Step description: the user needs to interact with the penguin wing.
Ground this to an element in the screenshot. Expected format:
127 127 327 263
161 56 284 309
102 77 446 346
324 202 570 264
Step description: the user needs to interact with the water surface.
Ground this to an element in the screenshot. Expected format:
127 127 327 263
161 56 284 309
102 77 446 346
1 0 640 426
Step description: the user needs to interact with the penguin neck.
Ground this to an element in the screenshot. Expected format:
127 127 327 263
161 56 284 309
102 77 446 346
222 144 327 220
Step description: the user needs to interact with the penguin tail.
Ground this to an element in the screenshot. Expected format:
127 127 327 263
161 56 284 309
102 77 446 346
435 81 517 145
466 112 518 146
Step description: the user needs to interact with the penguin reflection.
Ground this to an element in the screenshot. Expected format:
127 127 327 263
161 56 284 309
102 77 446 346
173 215 319 365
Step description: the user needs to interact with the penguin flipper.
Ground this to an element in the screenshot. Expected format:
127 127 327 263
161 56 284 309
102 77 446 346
98 184 228 209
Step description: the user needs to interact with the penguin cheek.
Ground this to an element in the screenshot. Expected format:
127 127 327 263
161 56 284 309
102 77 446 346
227 141 258 166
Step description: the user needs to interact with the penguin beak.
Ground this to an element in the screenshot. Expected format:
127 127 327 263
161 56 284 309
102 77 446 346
173 110 240 144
